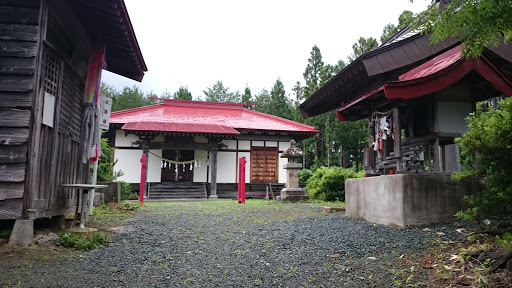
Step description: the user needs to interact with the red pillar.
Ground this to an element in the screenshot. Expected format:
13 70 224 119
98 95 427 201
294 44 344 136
238 157 246 204
139 153 147 203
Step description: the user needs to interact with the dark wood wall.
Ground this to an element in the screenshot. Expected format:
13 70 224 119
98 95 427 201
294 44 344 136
0 0 41 219
1 0 91 220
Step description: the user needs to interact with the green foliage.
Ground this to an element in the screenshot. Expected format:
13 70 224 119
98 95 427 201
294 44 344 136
269 78 294 120
119 201 143 211
415 0 512 58
495 232 512 253
303 44 324 99
97 137 123 182
299 169 313 185
58 232 110 250
347 37 378 63
253 88 272 114
120 181 137 201
453 97 512 221
381 10 414 43
0 228 12 238
102 84 159 112
203 80 240 103
173 86 192 100
306 167 363 201
242 86 253 107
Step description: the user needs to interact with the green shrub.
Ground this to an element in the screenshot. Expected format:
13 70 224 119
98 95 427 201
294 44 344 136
299 169 313 186
306 167 363 201
58 232 110 250
119 201 143 211
120 181 137 200
454 97 512 221
96 137 123 181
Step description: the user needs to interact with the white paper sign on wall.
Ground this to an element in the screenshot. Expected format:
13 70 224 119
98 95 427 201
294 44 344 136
99 95 112 130
42 92 55 127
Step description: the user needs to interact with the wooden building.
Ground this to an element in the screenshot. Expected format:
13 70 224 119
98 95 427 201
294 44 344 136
298 24 512 226
300 32 512 176
0 0 146 234
109 99 319 199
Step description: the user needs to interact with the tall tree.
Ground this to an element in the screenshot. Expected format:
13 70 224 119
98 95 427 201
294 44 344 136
381 10 414 43
253 89 272 114
173 86 192 100
203 80 240 103
269 78 293 120
303 45 324 99
102 84 158 112
347 37 378 63
416 0 512 58
241 86 253 107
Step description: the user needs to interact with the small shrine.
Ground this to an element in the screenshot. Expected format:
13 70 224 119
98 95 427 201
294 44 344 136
279 140 308 202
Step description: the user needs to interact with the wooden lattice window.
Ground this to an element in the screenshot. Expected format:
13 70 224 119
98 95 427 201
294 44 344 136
44 53 60 96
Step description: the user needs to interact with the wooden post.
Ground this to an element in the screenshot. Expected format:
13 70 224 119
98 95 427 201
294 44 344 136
210 146 218 199
433 137 441 172
393 108 401 171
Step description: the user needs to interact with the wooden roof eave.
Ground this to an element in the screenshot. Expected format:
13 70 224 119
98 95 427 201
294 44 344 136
299 32 461 119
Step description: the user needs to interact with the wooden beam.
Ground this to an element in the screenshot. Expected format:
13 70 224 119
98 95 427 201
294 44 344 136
0 128 29 144
0 163 25 182
0 198 23 219
209 147 218 199
0 182 24 200
393 108 402 171
0 144 27 163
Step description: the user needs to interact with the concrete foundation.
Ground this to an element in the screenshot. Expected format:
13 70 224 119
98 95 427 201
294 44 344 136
280 188 308 202
345 174 477 227
8 219 33 247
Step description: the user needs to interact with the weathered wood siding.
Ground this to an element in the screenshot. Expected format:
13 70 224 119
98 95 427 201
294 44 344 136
26 0 91 219
1 0 91 219
0 0 40 219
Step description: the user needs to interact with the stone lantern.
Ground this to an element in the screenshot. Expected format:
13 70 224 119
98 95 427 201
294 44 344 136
279 139 308 202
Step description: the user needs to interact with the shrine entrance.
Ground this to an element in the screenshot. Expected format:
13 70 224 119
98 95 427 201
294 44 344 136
161 150 194 182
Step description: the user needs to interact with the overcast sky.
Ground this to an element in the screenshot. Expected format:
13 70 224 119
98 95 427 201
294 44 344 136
102 0 429 99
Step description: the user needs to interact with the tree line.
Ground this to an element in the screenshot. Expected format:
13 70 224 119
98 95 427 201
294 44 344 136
101 11 414 170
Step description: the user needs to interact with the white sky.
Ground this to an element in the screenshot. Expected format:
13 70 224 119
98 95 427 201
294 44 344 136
102 0 430 99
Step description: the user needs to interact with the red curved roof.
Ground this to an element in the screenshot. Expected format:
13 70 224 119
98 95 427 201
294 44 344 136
110 100 319 135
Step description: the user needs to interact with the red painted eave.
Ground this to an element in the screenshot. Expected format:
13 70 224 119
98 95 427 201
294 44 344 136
122 122 240 135
336 46 512 120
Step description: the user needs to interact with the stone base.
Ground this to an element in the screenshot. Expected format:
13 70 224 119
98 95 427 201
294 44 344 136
345 174 478 227
8 219 33 247
280 188 308 202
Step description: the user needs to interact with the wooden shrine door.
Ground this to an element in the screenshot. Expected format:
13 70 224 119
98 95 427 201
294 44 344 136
161 150 194 182
250 148 278 183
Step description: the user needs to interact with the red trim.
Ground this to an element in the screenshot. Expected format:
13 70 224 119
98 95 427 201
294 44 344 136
384 56 512 99
122 121 241 135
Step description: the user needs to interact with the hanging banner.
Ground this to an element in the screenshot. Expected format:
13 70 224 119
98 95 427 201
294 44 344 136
83 45 106 105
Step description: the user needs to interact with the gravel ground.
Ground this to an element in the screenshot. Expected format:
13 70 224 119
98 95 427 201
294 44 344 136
0 200 469 288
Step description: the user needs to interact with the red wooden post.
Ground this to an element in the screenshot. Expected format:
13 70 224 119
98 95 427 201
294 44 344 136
139 153 147 203
238 157 246 204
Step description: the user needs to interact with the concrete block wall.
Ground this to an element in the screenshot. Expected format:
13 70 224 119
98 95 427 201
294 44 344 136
345 174 477 227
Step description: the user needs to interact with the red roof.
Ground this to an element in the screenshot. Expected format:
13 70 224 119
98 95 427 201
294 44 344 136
110 100 319 135
336 46 512 120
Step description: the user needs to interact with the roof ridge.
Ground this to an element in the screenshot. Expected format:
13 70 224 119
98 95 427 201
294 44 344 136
110 102 163 116
163 99 245 110
243 108 318 131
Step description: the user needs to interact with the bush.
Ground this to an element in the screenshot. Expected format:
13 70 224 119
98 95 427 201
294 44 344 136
306 167 364 201
299 169 313 186
454 97 512 222
120 181 137 201
58 232 110 250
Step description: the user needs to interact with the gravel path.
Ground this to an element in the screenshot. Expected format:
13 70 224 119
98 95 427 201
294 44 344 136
0 200 468 287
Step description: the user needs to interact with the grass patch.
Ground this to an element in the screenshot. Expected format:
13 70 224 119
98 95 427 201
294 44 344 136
0 228 12 238
57 232 110 250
